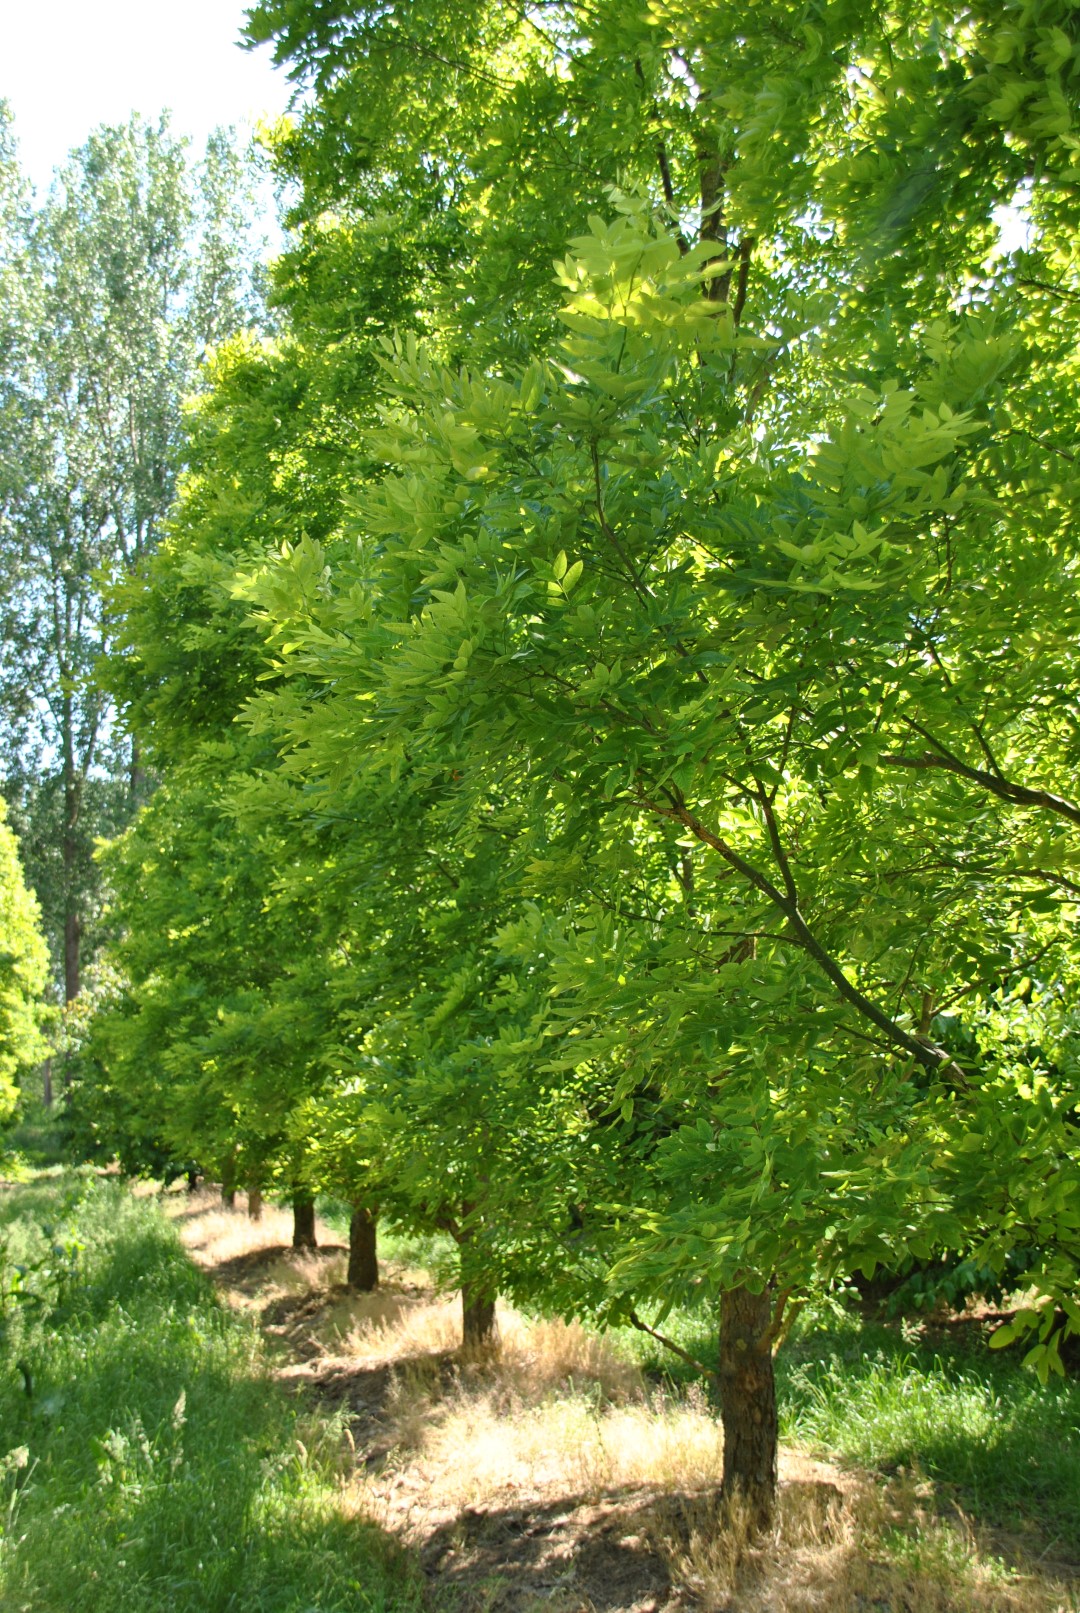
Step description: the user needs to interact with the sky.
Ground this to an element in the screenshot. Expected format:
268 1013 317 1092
0 0 293 193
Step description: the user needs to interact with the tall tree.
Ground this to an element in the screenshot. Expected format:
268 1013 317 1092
239 0 1080 1524
0 111 264 1011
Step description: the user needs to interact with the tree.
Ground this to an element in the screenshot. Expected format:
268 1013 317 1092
239 0 1080 1524
0 794 50 1121
79 760 341 1222
0 111 264 1011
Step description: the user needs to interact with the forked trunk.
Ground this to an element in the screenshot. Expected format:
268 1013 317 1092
292 1194 317 1250
719 1284 778 1530
347 1204 378 1291
247 1187 263 1221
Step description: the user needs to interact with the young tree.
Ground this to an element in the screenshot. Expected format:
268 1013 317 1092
0 795 50 1121
240 0 1080 1523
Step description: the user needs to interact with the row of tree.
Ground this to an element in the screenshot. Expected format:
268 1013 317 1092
43 0 1080 1524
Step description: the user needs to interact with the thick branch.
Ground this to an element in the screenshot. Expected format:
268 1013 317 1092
880 748 1080 828
731 235 755 329
642 793 959 1078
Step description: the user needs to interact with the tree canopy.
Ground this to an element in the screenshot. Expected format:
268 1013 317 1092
0 107 266 1007
72 0 1080 1524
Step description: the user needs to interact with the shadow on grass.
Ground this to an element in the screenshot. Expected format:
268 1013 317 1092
0 1177 424 1613
779 1314 1080 1562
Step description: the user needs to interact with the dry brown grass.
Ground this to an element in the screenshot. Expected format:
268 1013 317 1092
658 1472 1078 1612
153 1191 1078 1613
370 1373 724 1509
156 1185 345 1306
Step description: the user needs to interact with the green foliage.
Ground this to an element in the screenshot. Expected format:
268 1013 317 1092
0 110 266 995
0 795 49 1119
89 0 1080 1478
78 763 339 1194
0 1174 424 1613
779 1308 1080 1553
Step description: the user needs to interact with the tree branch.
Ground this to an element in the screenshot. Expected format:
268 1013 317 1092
628 1308 718 1380
640 790 962 1079
880 735 1080 829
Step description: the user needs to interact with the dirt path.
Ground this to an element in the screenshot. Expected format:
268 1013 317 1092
162 1189 1075 1613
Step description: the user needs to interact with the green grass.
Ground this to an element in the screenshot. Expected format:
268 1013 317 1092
0 1173 425 1613
2 1097 68 1173
614 1297 1080 1557
780 1307 1080 1555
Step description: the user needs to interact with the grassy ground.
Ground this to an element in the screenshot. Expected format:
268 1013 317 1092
1 1151 1076 1611
0 1171 425 1613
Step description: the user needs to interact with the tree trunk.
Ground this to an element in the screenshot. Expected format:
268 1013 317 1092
62 686 81 1016
461 1283 498 1350
347 1204 378 1291
719 1285 778 1529
247 1186 263 1221
220 1153 236 1209
129 734 145 804
292 1194 317 1250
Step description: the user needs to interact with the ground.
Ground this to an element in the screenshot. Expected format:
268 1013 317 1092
160 1186 1079 1613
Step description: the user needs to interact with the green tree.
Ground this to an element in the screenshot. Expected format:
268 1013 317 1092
81 760 338 1226
0 795 50 1120
239 0 1080 1523
0 112 264 1012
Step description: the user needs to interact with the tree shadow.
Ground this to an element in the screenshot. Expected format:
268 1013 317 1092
417 1488 675 1612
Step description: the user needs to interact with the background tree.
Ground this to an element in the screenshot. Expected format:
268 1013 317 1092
0 112 265 1017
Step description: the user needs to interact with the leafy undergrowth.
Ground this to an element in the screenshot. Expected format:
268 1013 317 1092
0 1172 424 1613
168 1188 1078 1612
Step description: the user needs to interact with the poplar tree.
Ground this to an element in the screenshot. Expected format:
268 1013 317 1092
0 111 263 1008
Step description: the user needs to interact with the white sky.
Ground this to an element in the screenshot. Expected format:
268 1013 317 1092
1 0 293 193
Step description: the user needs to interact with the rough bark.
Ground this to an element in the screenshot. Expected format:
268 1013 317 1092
129 734 145 804
445 1210 498 1349
247 1187 263 1221
347 1204 378 1291
719 1285 778 1529
461 1283 498 1350
292 1194 317 1250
